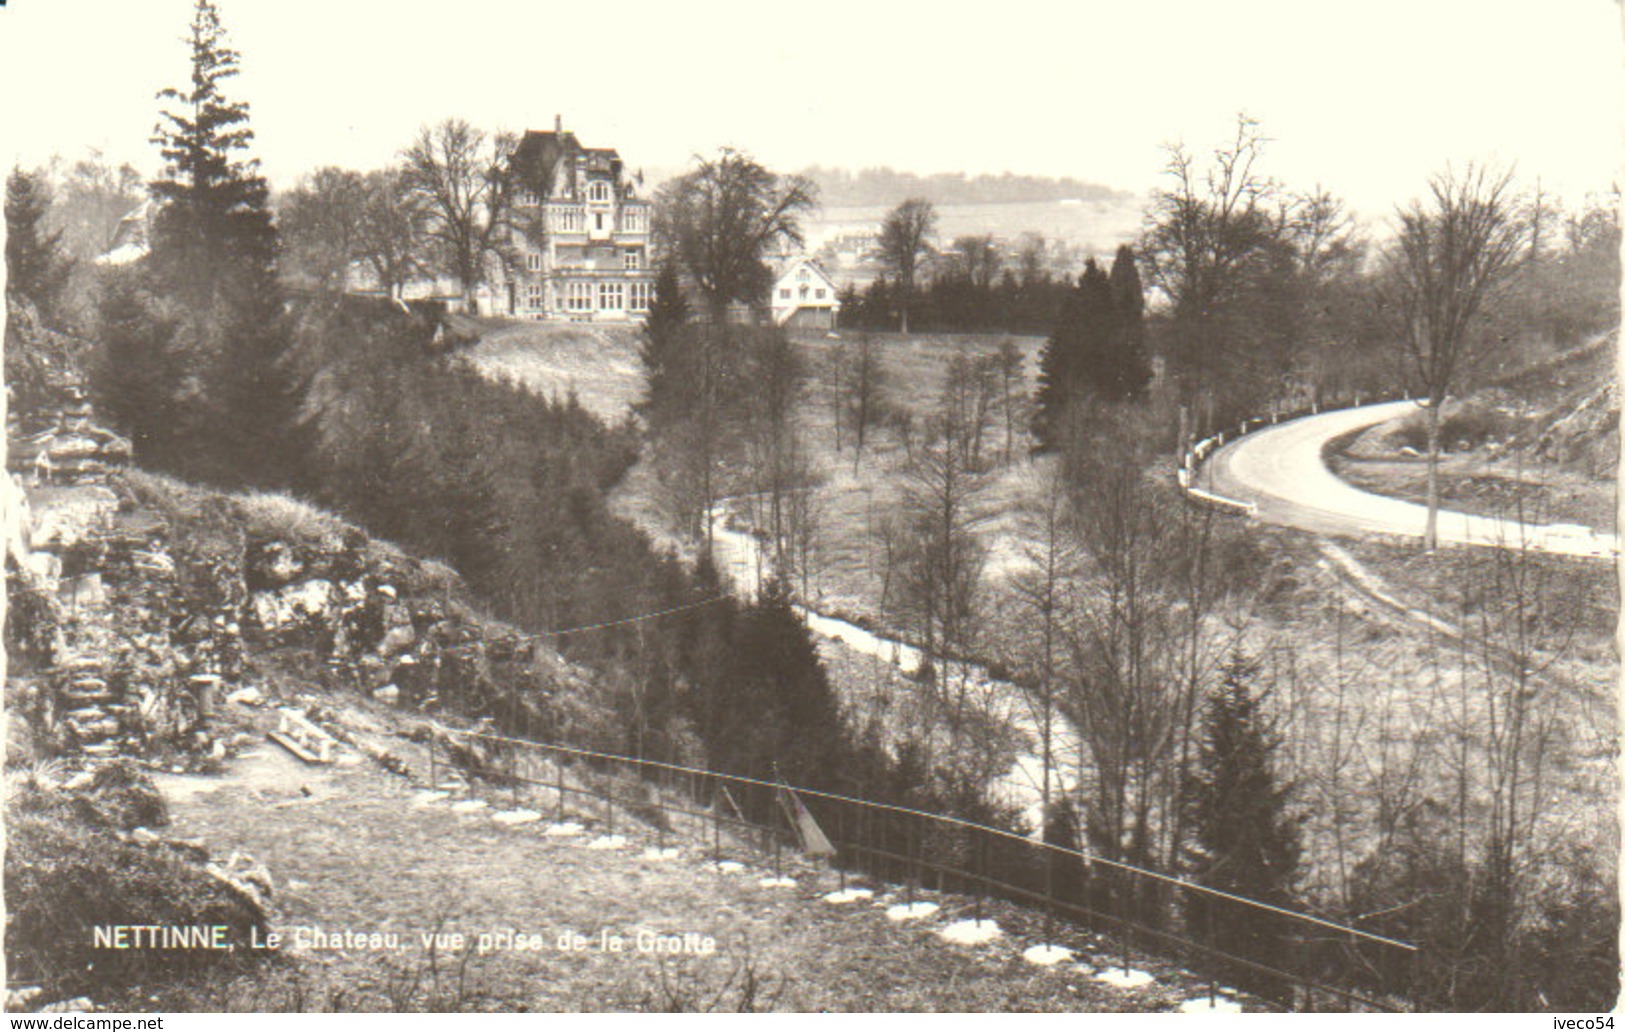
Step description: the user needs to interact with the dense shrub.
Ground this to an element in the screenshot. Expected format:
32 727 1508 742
5 765 269 990
1386 400 1525 453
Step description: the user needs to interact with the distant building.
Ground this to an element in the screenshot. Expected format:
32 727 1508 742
499 117 655 322
768 256 841 330
95 199 156 267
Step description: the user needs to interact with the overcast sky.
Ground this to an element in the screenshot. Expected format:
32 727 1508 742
1 0 1619 217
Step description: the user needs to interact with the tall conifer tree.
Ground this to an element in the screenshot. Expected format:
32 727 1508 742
1183 652 1302 996
1108 243 1151 398
5 168 74 321
1032 274 1084 450
145 0 294 485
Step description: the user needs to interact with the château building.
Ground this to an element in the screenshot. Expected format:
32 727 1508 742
502 117 655 321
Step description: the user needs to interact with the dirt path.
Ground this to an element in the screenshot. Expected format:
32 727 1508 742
145 732 1221 1012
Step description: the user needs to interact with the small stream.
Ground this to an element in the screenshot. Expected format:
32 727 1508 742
707 505 1083 832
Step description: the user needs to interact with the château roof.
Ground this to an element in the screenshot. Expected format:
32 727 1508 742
511 121 629 201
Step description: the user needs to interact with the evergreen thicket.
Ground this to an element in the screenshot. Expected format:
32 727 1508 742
839 266 1074 336
1032 248 1151 448
5 168 75 322
95 0 297 487
1182 652 1302 998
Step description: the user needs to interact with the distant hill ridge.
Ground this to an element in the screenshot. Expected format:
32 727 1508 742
797 165 1133 208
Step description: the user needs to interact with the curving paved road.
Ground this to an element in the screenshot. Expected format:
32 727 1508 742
1200 400 1619 560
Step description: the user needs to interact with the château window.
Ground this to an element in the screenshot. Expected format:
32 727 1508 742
565 281 593 311
526 283 545 308
629 281 653 311
587 181 612 203
816 288 826 299
598 282 625 310
623 249 641 271
526 253 543 272
551 207 584 233
779 288 791 299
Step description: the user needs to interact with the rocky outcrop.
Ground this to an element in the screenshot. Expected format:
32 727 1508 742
7 462 576 769
1531 380 1618 478
3 296 88 428
10 387 133 491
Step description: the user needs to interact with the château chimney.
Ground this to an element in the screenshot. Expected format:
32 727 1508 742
554 113 562 133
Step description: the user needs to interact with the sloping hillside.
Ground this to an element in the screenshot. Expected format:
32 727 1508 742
5 463 1255 1013
461 322 644 423
121 719 1243 1012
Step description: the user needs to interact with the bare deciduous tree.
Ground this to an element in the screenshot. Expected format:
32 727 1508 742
844 334 888 467
878 197 936 333
355 168 429 299
993 338 1026 465
892 398 992 726
1140 115 1287 431
401 119 518 311
742 330 811 579
654 148 816 323
1380 163 1525 549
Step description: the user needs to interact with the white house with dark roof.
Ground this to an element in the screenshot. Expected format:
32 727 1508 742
768 256 841 330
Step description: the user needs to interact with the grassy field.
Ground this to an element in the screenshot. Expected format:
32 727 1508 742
462 321 644 423
782 330 1046 622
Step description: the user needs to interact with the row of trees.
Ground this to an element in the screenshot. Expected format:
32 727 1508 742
278 119 521 308
837 199 1090 336
836 260 1083 337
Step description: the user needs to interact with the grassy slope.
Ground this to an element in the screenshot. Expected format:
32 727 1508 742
461 322 644 424
1327 451 1615 529
119 703 1219 1012
1225 528 1618 902
780 331 1045 623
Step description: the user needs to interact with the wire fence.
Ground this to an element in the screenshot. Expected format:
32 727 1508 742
428 723 1418 1012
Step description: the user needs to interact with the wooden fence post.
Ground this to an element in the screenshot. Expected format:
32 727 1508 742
554 751 564 821
973 826 984 925
837 804 847 894
656 766 667 851
711 780 722 866
906 814 917 908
